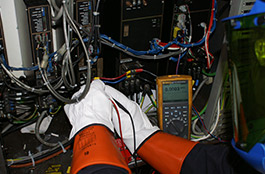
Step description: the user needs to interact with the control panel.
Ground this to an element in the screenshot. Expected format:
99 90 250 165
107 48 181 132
27 4 53 64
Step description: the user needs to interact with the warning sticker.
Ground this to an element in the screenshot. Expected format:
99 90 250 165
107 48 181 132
78 128 96 150
45 164 62 174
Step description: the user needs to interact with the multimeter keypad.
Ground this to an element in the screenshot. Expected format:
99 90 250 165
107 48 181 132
163 103 189 138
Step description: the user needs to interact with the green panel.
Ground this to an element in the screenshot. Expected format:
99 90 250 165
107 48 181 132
225 13 265 151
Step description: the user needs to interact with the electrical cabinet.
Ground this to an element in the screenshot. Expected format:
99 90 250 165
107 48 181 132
0 14 7 63
100 0 165 85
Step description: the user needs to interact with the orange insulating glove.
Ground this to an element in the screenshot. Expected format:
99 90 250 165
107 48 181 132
138 131 198 174
71 125 131 174
64 80 131 174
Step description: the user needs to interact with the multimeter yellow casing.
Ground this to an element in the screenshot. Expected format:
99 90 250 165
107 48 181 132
156 74 192 139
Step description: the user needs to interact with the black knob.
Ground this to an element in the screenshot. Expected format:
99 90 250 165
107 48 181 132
167 120 184 135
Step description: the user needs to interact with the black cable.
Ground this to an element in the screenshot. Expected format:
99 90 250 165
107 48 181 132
34 76 62 89
142 70 157 78
3 78 26 92
5 108 35 123
2 70 59 94
11 139 73 166
8 95 37 101
5 116 73 166
137 76 156 87
2 117 38 137
73 12 95 56
13 100 36 104
7 92 36 97
92 0 101 56
113 98 138 174
35 110 60 147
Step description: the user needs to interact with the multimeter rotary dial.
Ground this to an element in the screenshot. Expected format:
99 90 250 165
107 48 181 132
166 119 185 135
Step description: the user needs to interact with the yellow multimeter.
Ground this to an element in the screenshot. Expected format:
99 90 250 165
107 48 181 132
156 75 192 139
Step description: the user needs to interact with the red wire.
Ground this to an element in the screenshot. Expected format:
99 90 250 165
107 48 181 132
99 68 143 81
100 73 127 81
110 99 129 163
206 0 215 69
135 68 143 73
10 145 71 168
210 58 215 66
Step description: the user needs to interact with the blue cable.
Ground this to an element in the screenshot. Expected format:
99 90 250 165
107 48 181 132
42 7 45 17
47 51 57 73
100 14 216 56
195 79 199 87
100 34 154 56
100 0 217 55
49 51 57 58
169 50 187 62
0 54 38 71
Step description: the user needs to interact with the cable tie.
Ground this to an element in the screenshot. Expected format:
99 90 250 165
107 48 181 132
94 24 101 28
51 133 59 137
112 43 116 48
125 47 128 51
58 141 66 153
93 12 100 16
28 151 35 167
44 81 49 86
66 46 70 51
31 88 35 92
153 55 156 60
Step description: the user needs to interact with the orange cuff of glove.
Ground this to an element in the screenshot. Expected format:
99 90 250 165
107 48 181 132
137 131 198 174
71 125 131 174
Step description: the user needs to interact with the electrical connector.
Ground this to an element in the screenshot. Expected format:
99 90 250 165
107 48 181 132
179 5 187 12
135 79 141 93
200 22 207 28
40 53 49 69
55 44 66 62
144 84 152 96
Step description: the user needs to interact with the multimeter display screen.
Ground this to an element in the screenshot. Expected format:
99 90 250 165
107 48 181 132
162 81 188 102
